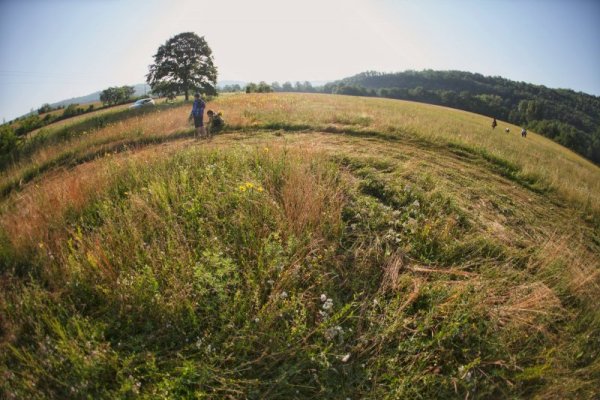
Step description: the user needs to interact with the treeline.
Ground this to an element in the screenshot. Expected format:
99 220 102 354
321 71 600 164
220 81 320 93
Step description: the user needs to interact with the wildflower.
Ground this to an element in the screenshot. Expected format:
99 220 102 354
324 325 343 341
254 317 260 323
412 200 420 208
322 298 333 310
320 293 327 302
263 147 269 152
238 185 247 192
257 186 264 192
341 353 351 363
280 291 288 299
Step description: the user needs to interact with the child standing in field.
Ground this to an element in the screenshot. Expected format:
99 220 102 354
521 128 527 138
491 117 497 129
190 93 206 139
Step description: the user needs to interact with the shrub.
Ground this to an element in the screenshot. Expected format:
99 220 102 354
0 124 17 156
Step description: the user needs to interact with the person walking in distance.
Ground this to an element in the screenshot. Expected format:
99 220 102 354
190 93 206 139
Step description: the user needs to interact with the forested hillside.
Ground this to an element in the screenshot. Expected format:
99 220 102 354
322 71 600 163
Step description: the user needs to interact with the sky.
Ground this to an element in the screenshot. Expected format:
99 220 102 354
1 0 599 122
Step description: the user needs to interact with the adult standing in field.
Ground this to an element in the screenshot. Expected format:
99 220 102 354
190 93 206 139
491 117 497 129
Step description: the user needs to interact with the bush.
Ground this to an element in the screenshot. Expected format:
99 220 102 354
62 104 81 118
14 114 43 136
0 124 18 156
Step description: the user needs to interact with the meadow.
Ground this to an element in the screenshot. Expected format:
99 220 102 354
1 93 598 399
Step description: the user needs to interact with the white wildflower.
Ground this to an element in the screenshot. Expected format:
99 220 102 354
322 298 333 310
320 293 327 302
280 291 288 299
341 353 351 363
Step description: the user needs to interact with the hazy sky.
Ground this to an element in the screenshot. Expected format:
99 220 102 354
1 0 599 121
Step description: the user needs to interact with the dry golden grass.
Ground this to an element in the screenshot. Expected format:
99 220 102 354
211 93 600 214
0 139 191 253
490 282 564 333
1 104 192 191
6 93 600 216
272 148 344 237
532 233 600 303
25 102 132 139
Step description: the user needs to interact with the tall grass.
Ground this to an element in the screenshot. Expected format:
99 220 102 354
1 93 599 398
0 104 192 198
2 139 598 398
212 93 600 215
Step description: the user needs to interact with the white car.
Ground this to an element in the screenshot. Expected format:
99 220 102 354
129 98 155 108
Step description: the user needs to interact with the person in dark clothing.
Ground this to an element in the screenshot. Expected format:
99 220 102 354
190 93 206 139
491 118 497 129
206 110 224 138
521 128 527 138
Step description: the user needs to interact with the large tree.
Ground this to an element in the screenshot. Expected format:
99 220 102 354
146 32 217 101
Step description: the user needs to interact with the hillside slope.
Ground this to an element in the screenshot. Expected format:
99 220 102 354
324 70 600 164
1 93 599 399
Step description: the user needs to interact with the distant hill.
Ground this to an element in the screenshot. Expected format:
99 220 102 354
217 80 247 88
49 83 151 108
323 70 600 164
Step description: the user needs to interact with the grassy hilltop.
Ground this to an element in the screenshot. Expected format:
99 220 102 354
1 93 599 399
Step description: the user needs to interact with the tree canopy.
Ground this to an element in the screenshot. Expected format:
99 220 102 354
146 32 217 101
100 86 135 106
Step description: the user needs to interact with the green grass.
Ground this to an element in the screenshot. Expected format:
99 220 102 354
1 93 599 399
